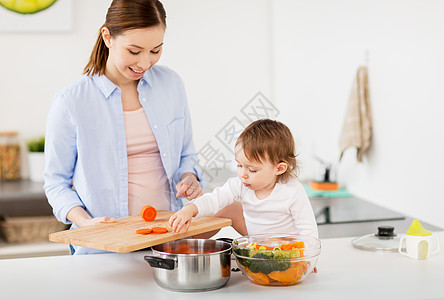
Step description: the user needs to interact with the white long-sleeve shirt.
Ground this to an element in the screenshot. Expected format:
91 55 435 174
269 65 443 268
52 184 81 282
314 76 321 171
192 177 318 238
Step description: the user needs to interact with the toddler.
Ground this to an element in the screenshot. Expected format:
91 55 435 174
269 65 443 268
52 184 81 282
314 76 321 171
169 119 318 238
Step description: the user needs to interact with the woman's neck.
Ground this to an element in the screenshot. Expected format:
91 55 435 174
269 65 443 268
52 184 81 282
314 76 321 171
104 63 137 89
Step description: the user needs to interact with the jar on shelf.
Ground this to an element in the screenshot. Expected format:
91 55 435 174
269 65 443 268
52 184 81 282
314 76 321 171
0 131 21 180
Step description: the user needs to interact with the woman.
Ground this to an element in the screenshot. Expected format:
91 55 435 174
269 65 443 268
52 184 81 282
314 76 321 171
44 0 205 254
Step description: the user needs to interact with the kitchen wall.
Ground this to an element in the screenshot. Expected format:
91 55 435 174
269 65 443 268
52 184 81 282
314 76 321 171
1 0 443 228
271 0 444 228
0 0 272 176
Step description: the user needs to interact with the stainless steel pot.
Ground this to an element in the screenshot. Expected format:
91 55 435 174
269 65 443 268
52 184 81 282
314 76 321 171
144 239 232 292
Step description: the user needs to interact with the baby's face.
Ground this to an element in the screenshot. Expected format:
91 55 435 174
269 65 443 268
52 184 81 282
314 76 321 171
234 145 279 195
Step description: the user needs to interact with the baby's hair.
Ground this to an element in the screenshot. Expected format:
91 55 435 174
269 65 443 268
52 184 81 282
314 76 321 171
235 119 298 183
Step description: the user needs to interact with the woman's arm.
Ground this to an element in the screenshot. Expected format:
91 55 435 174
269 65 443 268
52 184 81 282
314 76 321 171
67 206 115 227
44 92 85 224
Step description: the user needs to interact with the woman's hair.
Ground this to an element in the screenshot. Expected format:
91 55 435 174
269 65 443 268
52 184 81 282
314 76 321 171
236 119 299 183
83 0 166 76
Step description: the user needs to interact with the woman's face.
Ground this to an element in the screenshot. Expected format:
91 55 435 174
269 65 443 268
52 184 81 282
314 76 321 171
102 25 165 85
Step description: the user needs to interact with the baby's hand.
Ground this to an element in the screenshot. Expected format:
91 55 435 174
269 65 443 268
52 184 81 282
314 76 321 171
169 204 198 233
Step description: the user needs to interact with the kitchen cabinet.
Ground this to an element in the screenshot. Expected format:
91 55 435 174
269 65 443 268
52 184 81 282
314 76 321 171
0 231 442 299
1 178 441 259
0 179 51 215
0 179 70 259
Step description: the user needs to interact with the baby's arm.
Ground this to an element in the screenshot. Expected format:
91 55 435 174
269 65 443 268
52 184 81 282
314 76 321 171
289 183 319 238
169 203 199 233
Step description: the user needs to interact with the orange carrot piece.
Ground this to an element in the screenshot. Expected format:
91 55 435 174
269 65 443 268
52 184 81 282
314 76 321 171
140 205 157 221
268 267 299 285
136 228 152 235
152 227 168 234
244 267 270 285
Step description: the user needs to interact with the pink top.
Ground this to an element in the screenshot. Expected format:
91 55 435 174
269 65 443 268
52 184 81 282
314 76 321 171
123 107 171 215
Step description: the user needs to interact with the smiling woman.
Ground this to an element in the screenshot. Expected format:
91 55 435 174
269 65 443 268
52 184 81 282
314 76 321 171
43 0 205 255
0 0 57 14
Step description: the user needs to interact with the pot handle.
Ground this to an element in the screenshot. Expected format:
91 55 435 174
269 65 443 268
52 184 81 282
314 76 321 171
216 238 233 244
144 256 176 270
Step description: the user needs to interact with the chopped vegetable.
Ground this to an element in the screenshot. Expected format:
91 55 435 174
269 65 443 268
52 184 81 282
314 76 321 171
235 240 310 285
248 252 291 274
140 205 157 221
136 228 152 235
152 227 168 234
268 266 301 285
243 266 270 285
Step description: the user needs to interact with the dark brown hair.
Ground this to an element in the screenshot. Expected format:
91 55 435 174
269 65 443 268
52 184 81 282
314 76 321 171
236 119 299 183
83 0 167 76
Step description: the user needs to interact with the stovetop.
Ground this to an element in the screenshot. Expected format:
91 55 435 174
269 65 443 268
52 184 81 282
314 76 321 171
309 196 405 225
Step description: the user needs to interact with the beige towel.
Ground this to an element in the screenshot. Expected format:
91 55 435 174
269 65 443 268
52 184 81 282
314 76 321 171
339 66 372 162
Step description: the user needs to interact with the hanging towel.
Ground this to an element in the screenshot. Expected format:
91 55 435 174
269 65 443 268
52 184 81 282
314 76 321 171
339 66 372 162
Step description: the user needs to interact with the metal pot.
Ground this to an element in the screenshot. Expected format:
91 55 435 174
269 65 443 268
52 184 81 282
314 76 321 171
144 239 232 292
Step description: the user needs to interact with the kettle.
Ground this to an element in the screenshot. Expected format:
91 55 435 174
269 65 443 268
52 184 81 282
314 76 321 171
398 220 440 260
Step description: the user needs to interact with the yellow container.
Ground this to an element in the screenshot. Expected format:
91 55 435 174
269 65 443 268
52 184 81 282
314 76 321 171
0 131 21 180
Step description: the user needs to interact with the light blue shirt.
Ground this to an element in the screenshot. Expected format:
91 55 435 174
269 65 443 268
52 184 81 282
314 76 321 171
44 65 205 254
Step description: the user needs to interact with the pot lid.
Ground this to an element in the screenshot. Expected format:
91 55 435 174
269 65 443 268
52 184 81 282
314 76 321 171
352 226 404 252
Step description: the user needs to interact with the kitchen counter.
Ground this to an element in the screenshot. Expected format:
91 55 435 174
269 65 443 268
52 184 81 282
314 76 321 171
0 232 442 300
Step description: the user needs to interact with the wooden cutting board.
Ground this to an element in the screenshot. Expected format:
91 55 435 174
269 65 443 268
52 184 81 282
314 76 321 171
49 210 232 253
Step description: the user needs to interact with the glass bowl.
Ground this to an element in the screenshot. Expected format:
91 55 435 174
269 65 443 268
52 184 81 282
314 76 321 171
232 234 321 286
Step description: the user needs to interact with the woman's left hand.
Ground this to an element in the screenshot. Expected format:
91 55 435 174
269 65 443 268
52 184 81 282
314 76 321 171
176 173 203 200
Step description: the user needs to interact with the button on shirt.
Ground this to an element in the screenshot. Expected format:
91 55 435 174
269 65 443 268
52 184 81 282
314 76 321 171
44 65 204 238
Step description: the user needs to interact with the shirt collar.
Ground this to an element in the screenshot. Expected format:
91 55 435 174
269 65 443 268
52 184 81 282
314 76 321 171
92 71 151 99
92 74 118 99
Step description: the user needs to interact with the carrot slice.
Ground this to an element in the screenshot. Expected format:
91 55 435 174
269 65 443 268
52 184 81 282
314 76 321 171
152 227 168 234
140 205 157 221
136 228 152 235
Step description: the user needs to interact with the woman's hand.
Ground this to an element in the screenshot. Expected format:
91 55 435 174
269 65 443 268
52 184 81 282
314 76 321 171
169 204 198 233
67 206 116 227
175 173 203 200
81 216 116 227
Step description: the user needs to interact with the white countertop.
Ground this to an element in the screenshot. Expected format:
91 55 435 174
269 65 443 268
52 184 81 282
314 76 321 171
0 231 442 300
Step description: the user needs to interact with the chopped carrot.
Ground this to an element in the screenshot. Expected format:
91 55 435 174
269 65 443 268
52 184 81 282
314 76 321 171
280 241 305 250
152 227 168 234
141 205 157 221
268 267 300 285
136 228 152 235
244 266 270 285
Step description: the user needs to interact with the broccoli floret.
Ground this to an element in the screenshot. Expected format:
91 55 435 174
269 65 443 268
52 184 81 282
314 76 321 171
235 248 252 268
248 252 291 274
